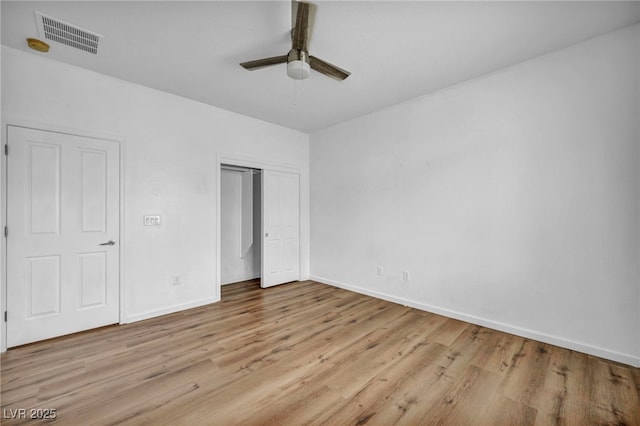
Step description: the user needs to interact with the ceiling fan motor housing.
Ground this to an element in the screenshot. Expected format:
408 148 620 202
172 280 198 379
287 49 311 80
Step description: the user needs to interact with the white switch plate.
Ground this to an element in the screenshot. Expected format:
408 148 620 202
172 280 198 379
402 271 410 281
144 215 161 226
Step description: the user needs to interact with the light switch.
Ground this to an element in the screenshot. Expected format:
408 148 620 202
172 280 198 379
144 215 161 226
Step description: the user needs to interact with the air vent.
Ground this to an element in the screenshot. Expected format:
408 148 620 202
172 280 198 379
35 11 102 55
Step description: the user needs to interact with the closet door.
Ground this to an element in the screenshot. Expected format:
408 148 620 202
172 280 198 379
261 170 300 287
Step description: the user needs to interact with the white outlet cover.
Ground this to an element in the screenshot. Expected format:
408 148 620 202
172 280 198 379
144 215 161 226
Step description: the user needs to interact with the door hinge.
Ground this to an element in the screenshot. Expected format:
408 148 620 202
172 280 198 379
3 226 7 238
4 144 7 156
4 311 6 322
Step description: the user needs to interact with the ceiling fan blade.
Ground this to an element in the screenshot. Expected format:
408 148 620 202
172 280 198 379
310 56 351 80
240 55 288 70
291 1 315 51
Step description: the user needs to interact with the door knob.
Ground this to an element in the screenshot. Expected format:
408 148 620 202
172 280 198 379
265 233 269 237
99 240 116 246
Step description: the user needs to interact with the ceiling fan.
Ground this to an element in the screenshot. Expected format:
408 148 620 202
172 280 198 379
240 0 350 81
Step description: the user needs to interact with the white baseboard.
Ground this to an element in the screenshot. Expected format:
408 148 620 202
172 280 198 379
124 296 220 324
310 275 640 368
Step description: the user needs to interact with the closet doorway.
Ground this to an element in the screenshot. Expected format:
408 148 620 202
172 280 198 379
219 162 301 295
220 165 262 286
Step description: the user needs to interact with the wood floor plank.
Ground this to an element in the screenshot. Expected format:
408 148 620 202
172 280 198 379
317 338 449 425
499 339 552 408
421 364 503 425
532 348 592 426
480 396 537 426
470 329 522 376
587 358 640 425
1 280 639 425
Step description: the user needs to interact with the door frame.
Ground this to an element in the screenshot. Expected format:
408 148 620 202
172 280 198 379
216 153 306 299
1 122 125 352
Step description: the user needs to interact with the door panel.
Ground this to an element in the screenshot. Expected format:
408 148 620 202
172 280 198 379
29 143 61 234
261 170 300 288
79 251 107 308
81 149 107 232
7 126 120 347
27 255 61 317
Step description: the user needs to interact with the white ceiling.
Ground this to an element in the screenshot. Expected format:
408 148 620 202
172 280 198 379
2 1 639 133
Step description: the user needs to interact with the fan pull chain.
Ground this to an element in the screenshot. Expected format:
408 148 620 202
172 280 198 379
293 77 305 106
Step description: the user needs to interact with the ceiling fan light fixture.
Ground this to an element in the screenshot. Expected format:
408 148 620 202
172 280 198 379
287 49 310 80
287 59 310 80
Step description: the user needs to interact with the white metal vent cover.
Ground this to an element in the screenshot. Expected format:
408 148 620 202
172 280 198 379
35 11 103 54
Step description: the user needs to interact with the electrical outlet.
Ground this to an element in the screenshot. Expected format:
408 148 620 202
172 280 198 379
402 271 410 281
172 275 180 286
377 265 384 276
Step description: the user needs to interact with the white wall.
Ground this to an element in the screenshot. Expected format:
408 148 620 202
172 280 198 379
310 25 640 366
220 169 261 284
1 46 309 349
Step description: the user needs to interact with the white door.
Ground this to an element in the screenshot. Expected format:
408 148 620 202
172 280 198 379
6 126 120 347
261 170 300 288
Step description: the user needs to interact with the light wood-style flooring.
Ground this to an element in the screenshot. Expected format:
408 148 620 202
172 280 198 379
2 279 640 425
